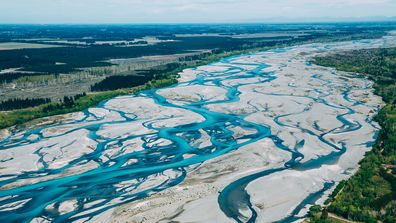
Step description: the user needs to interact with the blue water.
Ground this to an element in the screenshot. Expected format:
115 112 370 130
0 44 380 223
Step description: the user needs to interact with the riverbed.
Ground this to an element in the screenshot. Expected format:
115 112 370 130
1 33 396 223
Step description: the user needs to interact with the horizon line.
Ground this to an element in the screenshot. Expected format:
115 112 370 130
1 20 396 26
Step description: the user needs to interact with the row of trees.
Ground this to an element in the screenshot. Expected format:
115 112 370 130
90 63 183 92
0 98 51 111
43 92 87 112
0 92 87 112
62 92 87 107
0 72 48 84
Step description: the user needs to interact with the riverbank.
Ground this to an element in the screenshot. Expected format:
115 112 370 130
309 47 396 222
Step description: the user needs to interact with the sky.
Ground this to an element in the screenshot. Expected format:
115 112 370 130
1 0 396 24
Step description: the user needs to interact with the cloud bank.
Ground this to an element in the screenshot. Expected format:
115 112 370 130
1 0 395 23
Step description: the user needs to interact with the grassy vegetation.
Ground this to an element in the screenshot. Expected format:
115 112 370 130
310 47 396 223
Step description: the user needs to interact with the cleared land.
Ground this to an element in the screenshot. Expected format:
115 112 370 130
0 42 59 50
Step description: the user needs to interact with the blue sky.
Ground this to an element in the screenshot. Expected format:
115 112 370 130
1 0 396 24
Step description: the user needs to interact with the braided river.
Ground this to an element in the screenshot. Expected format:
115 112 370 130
1 33 396 222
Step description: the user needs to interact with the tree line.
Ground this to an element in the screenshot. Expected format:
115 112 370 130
91 63 183 92
43 92 87 112
0 98 51 111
